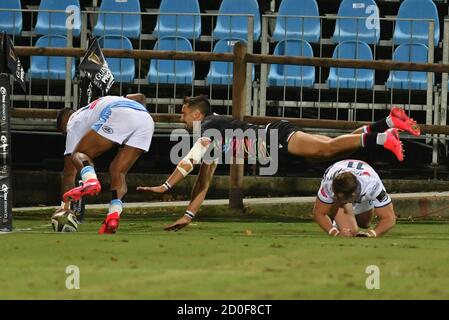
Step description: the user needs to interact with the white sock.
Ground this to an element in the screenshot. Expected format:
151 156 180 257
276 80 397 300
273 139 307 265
386 116 394 128
108 199 123 216
80 165 97 183
376 132 388 145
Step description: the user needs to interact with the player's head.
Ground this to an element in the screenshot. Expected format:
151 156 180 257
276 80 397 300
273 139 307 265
181 95 210 131
126 93 147 107
56 108 75 135
332 171 359 204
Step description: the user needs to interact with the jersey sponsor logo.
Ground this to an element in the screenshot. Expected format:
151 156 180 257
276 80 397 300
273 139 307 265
89 98 101 109
320 187 328 198
376 190 388 202
367 182 381 198
102 125 114 134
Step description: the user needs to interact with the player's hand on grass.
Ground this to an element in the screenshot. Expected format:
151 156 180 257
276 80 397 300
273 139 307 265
136 185 167 193
356 230 376 237
356 231 371 237
339 228 355 237
164 215 192 232
356 231 369 237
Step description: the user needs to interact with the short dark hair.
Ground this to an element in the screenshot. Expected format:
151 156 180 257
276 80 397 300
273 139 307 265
56 108 74 132
187 95 211 116
332 172 358 196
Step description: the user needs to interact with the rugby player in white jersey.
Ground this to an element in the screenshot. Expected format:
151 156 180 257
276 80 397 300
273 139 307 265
137 95 418 231
314 159 396 237
55 94 154 234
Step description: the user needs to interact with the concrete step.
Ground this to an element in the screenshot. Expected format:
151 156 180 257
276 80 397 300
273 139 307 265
13 192 449 219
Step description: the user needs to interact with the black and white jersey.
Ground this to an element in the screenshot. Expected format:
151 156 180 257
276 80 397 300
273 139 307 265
317 159 391 208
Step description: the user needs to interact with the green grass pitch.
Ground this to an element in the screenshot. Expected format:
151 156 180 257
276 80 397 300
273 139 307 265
1 214 449 299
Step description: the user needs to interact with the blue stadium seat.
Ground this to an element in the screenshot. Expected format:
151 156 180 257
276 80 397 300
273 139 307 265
34 0 81 37
99 35 135 83
272 0 320 43
268 39 315 87
153 0 201 40
387 43 431 90
0 0 22 35
147 36 194 84
213 0 261 41
393 0 440 46
333 0 380 44
29 35 75 80
93 0 141 39
327 41 374 89
206 39 254 85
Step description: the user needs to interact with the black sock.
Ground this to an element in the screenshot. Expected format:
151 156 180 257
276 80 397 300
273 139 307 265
82 160 90 167
362 133 377 148
111 190 118 200
366 118 389 133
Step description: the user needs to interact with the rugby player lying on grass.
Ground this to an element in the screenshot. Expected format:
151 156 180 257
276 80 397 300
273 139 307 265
137 95 418 231
314 159 396 237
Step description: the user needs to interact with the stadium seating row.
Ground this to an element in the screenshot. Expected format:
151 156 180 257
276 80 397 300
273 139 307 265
27 34 430 90
1 0 254 40
0 0 442 89
262 39 430 90
0 0 441 44
27 35 242 85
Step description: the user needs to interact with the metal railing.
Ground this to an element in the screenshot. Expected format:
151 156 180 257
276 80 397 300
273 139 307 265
2 7 448 154
1 8 257 115
259 14 436 122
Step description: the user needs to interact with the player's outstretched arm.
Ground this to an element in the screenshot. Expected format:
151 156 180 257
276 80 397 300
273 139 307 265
137 138 211 193
365 203 396 237
59 155 78 209
313 198 340 236
136 168 186 194
165 161 217 232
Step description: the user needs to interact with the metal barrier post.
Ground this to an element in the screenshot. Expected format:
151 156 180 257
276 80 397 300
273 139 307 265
65 12 74 109
432 86 440 171
246 16 254 115
259 15 268 116
440 20 449 151
426 21 435 146
80 12 88 49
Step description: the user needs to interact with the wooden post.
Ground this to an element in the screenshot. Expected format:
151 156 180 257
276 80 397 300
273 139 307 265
229 42 247 210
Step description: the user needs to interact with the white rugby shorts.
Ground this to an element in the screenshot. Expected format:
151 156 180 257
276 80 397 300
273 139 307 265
92 107 154 152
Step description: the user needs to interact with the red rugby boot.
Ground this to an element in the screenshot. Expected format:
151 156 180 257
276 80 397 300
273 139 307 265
383 128 404 162
98 212 120 234
63 179 101 202
390 107 421 136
